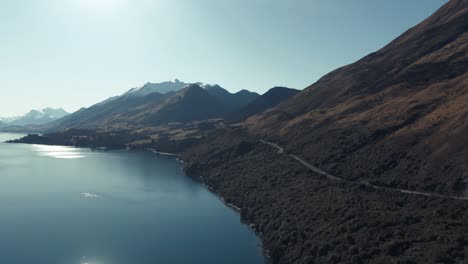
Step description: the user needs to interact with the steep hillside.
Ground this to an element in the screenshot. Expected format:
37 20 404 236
184 129 468 264
231 87 299 121
247 0 468 195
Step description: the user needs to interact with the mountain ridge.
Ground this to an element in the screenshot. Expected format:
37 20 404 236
203 84 260 111
124 79 189 97
230 86 299 122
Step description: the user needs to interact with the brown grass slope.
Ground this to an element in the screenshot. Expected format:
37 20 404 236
247 0 468 195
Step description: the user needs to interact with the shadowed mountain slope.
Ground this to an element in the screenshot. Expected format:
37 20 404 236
50 83 231 131
247 0 468 195
130 84 228 125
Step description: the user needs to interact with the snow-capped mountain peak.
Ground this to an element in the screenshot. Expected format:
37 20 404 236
124 79 189 97
0 108 69 126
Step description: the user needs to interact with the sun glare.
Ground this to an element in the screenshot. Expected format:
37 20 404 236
75 0 127 9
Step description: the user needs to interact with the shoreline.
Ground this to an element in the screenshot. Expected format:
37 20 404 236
189 174 272 264
5 125 468 263
146 148 182 157
8 139 272 264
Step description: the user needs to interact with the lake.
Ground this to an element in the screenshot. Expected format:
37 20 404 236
0 133 264 264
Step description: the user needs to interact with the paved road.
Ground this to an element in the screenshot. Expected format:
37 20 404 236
290 154 343 181
259 140 468 201
260 140 284 154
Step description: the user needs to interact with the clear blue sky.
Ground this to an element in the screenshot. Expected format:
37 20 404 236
0 0 447 116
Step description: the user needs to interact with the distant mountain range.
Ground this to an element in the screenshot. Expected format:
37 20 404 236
47 80 294 131
0 117 16 123
0 80 296 132
0 108 69 127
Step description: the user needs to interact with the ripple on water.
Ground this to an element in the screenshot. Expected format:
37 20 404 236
31 145 86 159
81 192 100 199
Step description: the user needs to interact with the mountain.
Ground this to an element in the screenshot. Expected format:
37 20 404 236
50 81 260 131
230 87 299 121
51 91 172 130
9 110 53 126
247 0 468 195
50 80 190 130
124 79 188 97
5 108 69 126
203 84 259 111
130 84 227 125
42 108 69 119
51 83 233 130
0 117 17 123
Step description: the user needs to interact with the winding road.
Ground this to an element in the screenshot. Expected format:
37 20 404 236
260 140 468 201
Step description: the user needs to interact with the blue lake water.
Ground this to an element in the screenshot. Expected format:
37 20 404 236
0 133 264 264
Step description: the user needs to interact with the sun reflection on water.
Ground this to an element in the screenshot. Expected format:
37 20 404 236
31 145 86 159
81 256 103 264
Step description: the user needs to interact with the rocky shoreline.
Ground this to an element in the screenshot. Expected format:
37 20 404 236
194 174 273 263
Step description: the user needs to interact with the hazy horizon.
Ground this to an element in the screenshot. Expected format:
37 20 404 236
0 0 447 116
